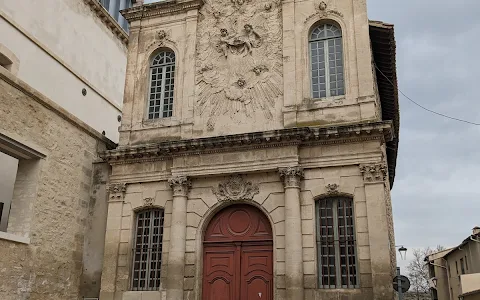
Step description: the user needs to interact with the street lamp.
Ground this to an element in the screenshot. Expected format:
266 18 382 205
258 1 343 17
398 246 408 260
395 246 408 300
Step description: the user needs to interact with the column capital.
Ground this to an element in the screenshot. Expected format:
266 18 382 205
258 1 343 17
359 163 387 183
168 176 191 197
107 183 127 202
279 167 304 188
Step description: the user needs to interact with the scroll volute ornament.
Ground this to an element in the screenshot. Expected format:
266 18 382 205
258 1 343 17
359 163 387 183
214 175 259 202
279 167 304 188
168 176 191 197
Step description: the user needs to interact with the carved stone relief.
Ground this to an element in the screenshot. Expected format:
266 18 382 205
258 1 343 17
143 197 155 206
107 183 127 202
326 183 339 195
214 175 259 201
195 0 283 130
305 0 343 24
278 167 304 188
359 163 387 183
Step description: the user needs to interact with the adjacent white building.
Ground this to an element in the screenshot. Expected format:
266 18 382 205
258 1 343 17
0 0 132 230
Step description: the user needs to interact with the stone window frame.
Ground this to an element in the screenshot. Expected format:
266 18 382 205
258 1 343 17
308 22 345 99
0 130 45 244
0 43 20 76
146 49 176 120
301 17 350 103
130 206 165 291
315 195 359 289
143 47 179 123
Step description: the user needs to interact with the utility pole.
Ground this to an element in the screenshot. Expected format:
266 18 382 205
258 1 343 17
397 267 404 300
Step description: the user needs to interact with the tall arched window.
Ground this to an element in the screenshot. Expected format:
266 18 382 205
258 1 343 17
316 197 358 288
131 208 164 291
148 50 175 120
309 23 345 98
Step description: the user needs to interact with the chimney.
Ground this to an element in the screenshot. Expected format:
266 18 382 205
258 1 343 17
473 226 480 236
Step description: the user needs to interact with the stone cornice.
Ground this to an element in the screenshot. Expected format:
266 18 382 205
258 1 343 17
83 0 129 45
100 121 393 165
121 0 204 22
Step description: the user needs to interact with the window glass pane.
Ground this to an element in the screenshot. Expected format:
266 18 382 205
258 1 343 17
132 209 164 291
317 198 357 289
148 51 175 119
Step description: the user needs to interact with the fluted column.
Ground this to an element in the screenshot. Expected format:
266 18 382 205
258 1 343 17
166 176 191 300
279 167 304 300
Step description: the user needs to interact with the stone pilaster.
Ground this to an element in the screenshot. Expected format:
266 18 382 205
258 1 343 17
166 176 191 300
100 183 127 297
359 163 393 300
279 167 304 300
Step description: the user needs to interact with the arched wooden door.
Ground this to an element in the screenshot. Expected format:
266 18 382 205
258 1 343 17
203 204 273 300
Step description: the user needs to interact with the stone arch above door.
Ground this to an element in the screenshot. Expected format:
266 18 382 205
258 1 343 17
204 204 273 243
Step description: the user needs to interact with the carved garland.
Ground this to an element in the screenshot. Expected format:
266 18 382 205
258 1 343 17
214 175 259 202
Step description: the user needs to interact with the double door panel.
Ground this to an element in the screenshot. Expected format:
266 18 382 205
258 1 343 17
203 243 273 300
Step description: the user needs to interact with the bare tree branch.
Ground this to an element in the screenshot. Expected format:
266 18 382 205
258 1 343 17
406 246 445 299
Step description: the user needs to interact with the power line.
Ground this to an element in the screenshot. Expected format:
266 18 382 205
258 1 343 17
374 64 480 126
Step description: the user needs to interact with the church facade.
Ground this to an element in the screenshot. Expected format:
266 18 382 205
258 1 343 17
99 0 399 299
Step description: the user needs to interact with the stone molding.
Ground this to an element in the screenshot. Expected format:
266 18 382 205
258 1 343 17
214 175 259 202
107 183 127 201
279 167 304 188
101 121 393 165
83 0 129 45
168 176 191 197
121 0 204 22
359 163 387 183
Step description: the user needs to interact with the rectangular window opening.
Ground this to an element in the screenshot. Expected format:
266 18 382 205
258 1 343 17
316 197 358 289
0 151 19 232
131 209 164 291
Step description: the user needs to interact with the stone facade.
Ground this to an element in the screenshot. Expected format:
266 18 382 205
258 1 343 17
99 0 399 299
0 67 113 300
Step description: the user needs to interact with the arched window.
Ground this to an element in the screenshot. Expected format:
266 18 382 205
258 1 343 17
148 50 175 120
131 208 164 291
309 23 345 98
316 197 357 288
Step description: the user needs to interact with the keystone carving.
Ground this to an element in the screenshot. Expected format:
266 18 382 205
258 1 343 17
143 197 155 206
326 183 339 194
168 176 191 197
107 183 126 202
279 167 304 188
214 175 259 201
359 163 387 183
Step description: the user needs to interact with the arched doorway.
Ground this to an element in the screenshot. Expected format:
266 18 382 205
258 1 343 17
202 204 273 300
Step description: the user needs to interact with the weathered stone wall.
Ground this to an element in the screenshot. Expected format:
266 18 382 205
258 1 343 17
119 0 380 146
101 137 394 300
0 68 111 300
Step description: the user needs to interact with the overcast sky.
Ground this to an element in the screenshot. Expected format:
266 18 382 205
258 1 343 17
368 0 480 268
143 0 480 268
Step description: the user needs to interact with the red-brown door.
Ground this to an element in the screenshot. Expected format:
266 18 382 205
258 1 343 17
203 205 273 300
